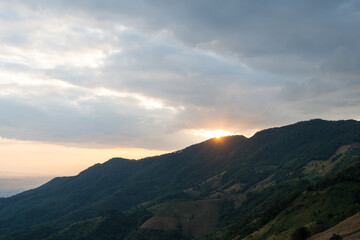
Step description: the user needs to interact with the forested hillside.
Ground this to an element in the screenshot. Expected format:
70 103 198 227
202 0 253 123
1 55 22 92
1 119 360 239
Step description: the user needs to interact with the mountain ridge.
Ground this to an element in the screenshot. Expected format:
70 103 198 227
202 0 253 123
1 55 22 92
1 119 360 239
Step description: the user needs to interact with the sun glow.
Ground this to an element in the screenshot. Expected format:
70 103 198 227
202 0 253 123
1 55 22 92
0 137 169 177
192 129 236 139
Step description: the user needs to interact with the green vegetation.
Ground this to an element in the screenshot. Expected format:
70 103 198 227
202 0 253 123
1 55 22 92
291 226 311 240
237 159 360 240
2 208 152 240
0 119 360 239
330 234 343 240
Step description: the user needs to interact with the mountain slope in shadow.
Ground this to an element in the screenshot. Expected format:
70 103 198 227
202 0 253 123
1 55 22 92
1 119 360 239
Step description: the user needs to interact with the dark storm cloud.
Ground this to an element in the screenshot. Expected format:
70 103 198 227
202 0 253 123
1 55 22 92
32 0 360 92
0 0 359 149
39 0 359 58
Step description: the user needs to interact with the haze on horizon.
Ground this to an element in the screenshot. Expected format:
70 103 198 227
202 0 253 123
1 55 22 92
0 0 360 178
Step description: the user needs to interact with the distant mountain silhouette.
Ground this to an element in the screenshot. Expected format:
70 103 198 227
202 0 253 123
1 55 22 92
1 119 360 239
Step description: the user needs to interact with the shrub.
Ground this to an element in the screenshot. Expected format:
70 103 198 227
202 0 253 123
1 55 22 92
291 226 310 240
329 234 342 240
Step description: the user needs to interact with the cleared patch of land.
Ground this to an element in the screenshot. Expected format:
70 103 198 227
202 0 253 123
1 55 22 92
141 217 178 230
309 212 360 240
303 143 360 177
201 171 226 189
143 199 223 238
247 174 274 191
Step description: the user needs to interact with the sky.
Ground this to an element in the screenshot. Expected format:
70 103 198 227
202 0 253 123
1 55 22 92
0 0 359 177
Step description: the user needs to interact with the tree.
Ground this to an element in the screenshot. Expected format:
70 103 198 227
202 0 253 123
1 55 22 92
291 226 310 240
329 234 342 240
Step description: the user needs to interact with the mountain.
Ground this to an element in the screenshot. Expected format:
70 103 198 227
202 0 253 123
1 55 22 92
230 158 360 240
0 177 52 198
0 119 360 239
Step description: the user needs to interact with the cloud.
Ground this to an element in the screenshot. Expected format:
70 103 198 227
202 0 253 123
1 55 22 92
0 1 359 150
0 72 187 149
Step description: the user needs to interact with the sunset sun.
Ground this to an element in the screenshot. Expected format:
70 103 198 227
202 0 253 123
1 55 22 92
193 129 236 139
0 1 358 239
